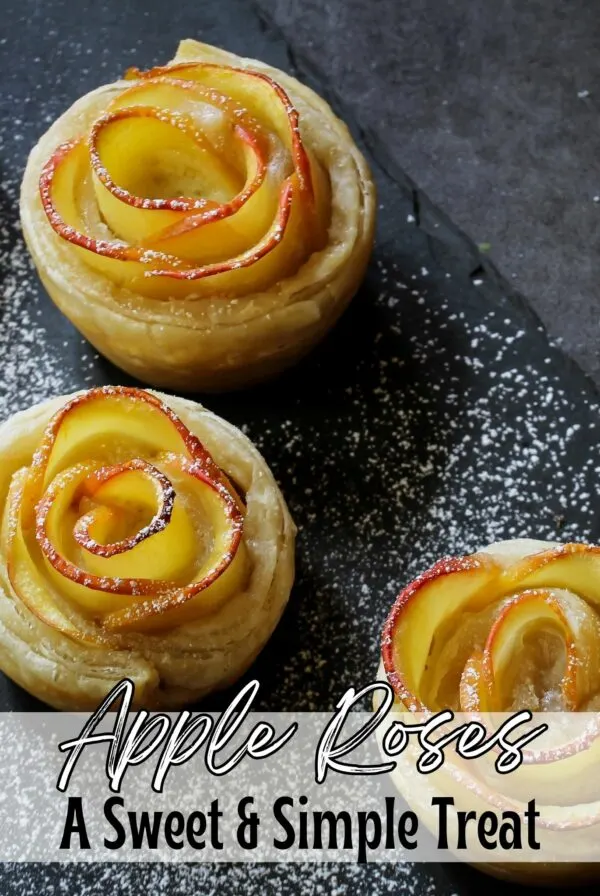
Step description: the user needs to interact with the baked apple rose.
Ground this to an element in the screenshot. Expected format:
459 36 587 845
382 539 600 713
20 40 375 392
379 539 600 884
0 387 295 710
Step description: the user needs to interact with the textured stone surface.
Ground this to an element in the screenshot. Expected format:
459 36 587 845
257 0 600 385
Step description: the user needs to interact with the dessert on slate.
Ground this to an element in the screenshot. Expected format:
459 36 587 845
20 40 376 392
379 538 600 885
0 387 295 710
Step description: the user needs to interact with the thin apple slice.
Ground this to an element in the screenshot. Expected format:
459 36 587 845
484 589 600 711
383 543 600 713
146 128 278 263
108 76 271 164
506 543 600 606
126 62 314 197
382 554 502 711
41 143 299 297
40 140 186 287
5 470 114 644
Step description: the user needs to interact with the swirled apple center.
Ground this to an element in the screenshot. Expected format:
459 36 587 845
5 387 248 638
39 62 331 298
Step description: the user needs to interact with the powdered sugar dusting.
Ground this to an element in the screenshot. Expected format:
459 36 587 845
227 248 600 719
0 862 438 896
0 206 78 415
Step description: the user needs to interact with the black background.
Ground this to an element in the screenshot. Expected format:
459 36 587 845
0 0 599 893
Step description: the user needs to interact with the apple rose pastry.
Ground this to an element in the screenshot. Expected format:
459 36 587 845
379 538 600 885
0 387 295 710
20 40 375 392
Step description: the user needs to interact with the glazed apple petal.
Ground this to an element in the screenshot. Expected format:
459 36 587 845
6 387 247 637
40 139 185 286
507 543 600 604
95 454 249 630
37 462 197 591
383 543 600 712
89 109 259 243
145 133 279 263
382 555 502 711
72 461 178 560
126 62 313 192
40 60 330 299
5 469 110 645
476 591 582 711
25 387 210 499
42 150 305 298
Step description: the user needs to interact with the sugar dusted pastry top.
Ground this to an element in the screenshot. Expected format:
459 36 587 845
0 387 295 710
